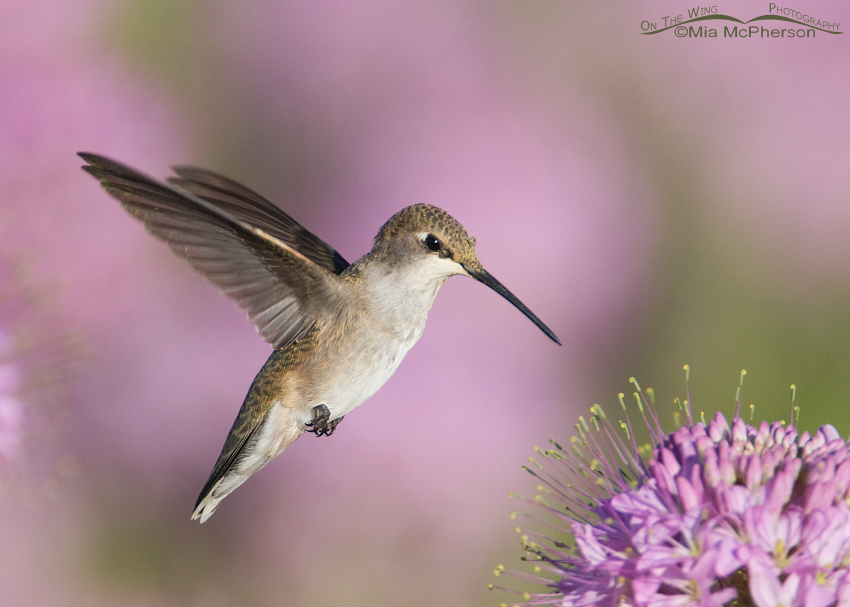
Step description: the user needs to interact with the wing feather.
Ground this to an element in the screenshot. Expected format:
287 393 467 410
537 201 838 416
79 153 345 348
168 166 349 275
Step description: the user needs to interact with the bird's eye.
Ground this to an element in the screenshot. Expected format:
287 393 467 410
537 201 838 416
424 234 442 252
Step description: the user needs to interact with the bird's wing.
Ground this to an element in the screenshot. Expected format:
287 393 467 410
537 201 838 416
167 166 349 275
79 153 346 348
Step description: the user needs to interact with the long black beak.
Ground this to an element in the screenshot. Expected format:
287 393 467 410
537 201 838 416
465 265 561 345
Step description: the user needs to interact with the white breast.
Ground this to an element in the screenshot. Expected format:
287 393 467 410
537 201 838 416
303 256 455 420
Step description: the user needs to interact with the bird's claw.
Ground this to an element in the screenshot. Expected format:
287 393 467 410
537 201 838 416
305 404 343 436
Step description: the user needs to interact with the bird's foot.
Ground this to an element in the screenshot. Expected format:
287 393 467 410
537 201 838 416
305 404 343 437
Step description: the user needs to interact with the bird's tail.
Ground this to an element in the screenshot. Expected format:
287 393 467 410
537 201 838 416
191 400 305 523
192 470 253 523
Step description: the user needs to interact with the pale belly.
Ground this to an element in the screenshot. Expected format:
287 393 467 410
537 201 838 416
297 330 418 421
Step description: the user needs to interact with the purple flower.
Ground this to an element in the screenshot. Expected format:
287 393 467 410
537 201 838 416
501 371 850 607
0 329 22 465
0 253 77 482
0 262 28 475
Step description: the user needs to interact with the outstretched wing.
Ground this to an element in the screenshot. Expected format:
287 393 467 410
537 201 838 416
167 165 349 276
79 152 346 348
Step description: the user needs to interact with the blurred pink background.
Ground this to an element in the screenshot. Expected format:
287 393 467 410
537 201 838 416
2 1 850 605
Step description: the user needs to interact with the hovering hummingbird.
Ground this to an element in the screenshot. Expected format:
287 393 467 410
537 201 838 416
79 152 561 522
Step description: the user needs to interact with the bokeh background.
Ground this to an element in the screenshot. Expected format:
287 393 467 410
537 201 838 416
2 0 849 605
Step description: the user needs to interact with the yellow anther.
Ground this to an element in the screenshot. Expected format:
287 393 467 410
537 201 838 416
633 392 644 412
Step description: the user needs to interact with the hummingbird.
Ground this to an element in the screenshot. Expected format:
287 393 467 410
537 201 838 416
78 152 561 523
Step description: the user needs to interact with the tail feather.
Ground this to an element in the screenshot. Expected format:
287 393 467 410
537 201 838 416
191 399 305 523
192 473 252 522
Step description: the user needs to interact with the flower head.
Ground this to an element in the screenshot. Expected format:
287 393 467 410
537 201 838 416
0 260 30 473
503 371 850 607
0 252 79 484
0 328 23 465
